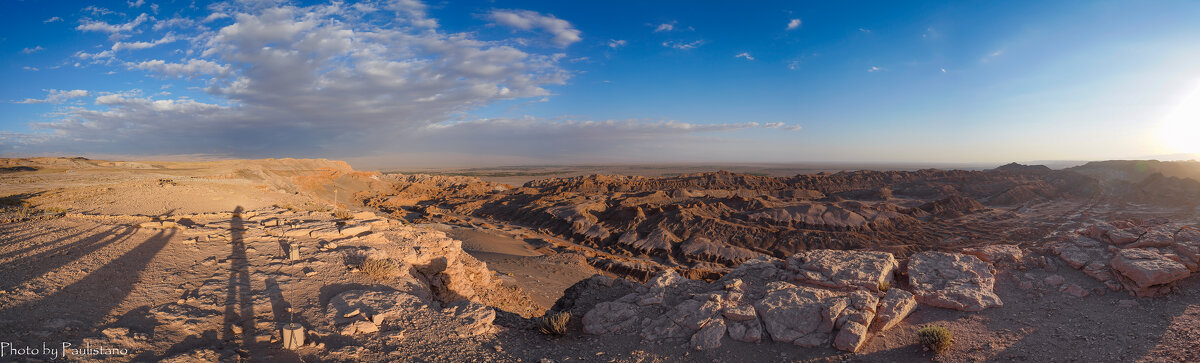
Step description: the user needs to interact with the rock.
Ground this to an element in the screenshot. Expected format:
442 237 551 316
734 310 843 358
327 290 428 325
755 282 846 347
310 226 343 239
1044 275 1065 287
690 319 727 350
352 211 377 220
636 294 663 306
833 321 869 352
907 252 1002 311
787 249 898 291
646 269 687 290
872 288 916 332
642 298 722 340
443 301 497 337
726 317 763 343
340 224 371 236
1110 248 1191 297
1018 281 1034 290
1127 226 1175 248
340 321 379 336
1117 299 1139 307
582 302 640 335
722 304 757 321
962 244 1024 265
1105 229 1141 245
1050 235 1111 270
1062 284 1089 298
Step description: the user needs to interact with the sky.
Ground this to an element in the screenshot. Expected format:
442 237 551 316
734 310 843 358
1 0 1199 168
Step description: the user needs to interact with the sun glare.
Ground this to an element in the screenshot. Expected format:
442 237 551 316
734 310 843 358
1161 80 1200 154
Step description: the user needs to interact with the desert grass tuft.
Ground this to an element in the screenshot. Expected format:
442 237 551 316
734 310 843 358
333 209 354 220
537 311 571 336
358 258 398 281
917 324 953 354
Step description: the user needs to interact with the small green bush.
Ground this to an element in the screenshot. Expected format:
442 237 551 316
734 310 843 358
537 311 571 336
918 324 953 354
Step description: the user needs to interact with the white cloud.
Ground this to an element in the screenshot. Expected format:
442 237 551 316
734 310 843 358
127 0 145 8
788 60 799 70
859 27 871 33
153 17 195 31
10 1 573 156
202 13 231 23
15 89 90 104
75 49 114 61
655 22 675 32
83 6 114 16
868 66 881 72
608 39 627 48
44 17 63 23
77 13 151 38
131 59 231 77
21 46 45 54
111 34 177 52
488 9 581 47
663 40 705 50
786 19 801 30
735 52 754 61
940 67 947 73
23 66 39 71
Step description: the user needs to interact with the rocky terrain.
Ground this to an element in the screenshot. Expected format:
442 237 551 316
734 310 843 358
362 162 1196 280
2 157 1200 362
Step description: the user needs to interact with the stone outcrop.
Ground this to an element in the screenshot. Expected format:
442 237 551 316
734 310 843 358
1050 220 1197 297
570 250 933 353
907 251 1003 311
787 250 898 291
1110 248 1190 297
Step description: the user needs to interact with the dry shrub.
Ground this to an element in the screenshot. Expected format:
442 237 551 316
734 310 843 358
918 324 953 354
878 280 891 292
537 311 571 336
333 209 354 220
358 258 398 281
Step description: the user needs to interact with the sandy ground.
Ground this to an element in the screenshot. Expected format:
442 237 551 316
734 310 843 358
1 160 1200 362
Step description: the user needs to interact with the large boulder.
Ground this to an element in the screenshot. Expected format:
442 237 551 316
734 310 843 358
787 250 898 291
872 288 916 332
755 282 847 347
907 252 1002 311
832 290 878 352
1110 248 1191 297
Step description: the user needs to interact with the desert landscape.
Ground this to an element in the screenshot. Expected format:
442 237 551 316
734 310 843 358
5 0 1200 362
0 157 1199 362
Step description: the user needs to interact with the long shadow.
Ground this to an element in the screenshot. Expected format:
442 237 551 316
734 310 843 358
0 226 139 292
0 229 174 339
0 224 103 261
222 206 255 347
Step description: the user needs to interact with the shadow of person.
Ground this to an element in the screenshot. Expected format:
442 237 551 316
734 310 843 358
222 206 255 349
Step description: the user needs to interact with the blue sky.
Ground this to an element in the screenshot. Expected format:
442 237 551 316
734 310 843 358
2 0 1199 167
